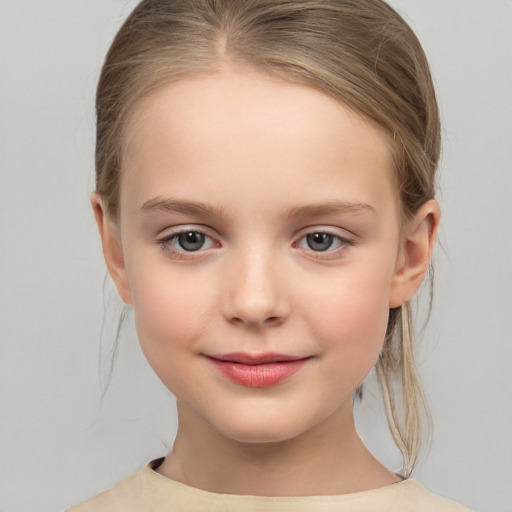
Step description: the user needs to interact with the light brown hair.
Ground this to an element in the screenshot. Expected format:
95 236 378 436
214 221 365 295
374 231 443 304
96 0 440 476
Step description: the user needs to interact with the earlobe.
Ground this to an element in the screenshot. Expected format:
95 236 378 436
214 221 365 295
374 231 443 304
91 193 133 304
389 199 440 308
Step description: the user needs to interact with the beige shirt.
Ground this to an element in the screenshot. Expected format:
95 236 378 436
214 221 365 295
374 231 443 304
68 459 472 512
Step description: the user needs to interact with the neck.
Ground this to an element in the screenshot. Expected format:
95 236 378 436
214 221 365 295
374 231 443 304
156 400 400 496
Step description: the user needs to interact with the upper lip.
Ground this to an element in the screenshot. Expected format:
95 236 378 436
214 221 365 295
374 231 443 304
207 352 309 365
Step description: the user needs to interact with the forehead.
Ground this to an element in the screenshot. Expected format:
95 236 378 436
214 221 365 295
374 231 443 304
120 69 397 218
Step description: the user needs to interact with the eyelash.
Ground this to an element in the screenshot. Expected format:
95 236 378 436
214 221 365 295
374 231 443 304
156 228 354 260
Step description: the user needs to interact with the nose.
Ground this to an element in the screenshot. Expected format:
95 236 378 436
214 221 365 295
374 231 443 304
221 249 289 328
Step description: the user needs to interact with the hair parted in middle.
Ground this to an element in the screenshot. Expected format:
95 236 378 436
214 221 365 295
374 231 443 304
95 0 440 476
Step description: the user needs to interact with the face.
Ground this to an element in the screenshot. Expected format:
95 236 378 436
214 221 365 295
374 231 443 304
108 69 410 444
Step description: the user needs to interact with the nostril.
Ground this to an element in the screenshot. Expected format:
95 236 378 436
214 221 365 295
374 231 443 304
229 315 284 327
264 316 284 326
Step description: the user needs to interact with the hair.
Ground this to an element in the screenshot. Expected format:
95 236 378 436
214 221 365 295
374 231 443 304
95 0 440 477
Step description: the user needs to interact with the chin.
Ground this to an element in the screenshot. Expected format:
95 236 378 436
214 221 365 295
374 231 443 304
218 424 303 445
207 403 325 446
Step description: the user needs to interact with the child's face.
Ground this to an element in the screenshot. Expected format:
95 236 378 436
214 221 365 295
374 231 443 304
111 69 407 443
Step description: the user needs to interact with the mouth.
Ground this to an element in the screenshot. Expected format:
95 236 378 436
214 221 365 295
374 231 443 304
205 352 311 388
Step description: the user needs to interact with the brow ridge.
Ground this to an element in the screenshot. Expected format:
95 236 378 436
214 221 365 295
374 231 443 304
141 197 225 217
286 200 375 218
140 197 375 219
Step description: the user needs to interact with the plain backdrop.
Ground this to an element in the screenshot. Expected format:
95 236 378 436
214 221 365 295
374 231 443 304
1 1 511 511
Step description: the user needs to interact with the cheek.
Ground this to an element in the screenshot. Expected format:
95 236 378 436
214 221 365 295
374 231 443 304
301 266 392 375
127 263 215 374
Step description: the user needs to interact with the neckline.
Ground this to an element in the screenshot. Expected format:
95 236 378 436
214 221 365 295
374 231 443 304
142 457 418 503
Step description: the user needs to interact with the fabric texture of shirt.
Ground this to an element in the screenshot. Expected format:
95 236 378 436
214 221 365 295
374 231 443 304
68 458 472 512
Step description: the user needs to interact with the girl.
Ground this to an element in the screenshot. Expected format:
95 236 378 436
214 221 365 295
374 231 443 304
70 0 471 509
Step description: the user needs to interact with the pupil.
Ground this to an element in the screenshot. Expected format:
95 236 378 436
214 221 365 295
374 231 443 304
307 233 333 251
178 232 205 251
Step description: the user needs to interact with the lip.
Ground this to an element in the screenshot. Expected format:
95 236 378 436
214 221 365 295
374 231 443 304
206 352 311 388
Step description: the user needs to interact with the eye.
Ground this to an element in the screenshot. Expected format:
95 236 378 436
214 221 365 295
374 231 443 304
304 232 336 251
175 231 208 251
158 229 218 255
295 230 353 255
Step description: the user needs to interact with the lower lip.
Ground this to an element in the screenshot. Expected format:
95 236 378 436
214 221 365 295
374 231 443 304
208 358 310 388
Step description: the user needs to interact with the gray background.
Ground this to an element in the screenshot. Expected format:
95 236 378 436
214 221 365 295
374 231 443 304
1 1 511 511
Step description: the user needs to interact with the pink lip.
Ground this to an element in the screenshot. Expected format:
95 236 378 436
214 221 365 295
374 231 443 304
206 352 310 388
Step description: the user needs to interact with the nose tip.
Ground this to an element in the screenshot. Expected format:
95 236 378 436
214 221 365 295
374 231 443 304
227 283 288 328
230 308 286 328
222 256 289 328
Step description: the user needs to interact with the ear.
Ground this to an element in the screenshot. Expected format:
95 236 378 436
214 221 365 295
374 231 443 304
91 193 132 304
389 199 440 308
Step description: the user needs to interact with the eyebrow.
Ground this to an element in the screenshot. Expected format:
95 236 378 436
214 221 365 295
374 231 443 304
140 197 225 217
286 200 376 218
140 197 375 219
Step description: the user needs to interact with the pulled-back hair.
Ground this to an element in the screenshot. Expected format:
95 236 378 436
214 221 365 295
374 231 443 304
96 0 440 476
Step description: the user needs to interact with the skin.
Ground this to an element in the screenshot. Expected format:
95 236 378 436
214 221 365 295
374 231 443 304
93 67 440 496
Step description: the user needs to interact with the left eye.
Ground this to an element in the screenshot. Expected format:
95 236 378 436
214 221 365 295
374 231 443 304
297 232 346 252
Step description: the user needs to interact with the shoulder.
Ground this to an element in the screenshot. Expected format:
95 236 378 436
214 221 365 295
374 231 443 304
392 480 473 512
67 471 145 512
67 459 189 512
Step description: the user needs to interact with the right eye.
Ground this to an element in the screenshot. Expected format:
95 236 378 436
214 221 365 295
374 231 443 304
174 231 208 251
158 229 218 256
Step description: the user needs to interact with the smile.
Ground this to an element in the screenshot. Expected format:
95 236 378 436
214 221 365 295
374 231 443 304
206 353 311 388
